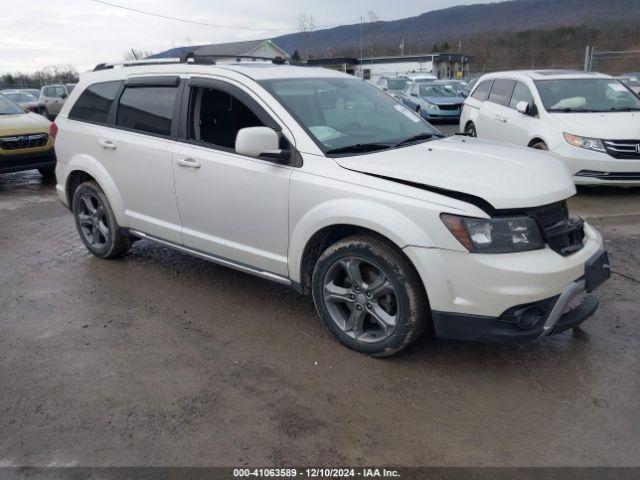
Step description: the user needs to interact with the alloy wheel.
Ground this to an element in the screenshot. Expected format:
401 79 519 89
322 256 399 343
77 192 110 249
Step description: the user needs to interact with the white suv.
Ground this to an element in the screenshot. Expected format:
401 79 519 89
53 61 610 356
460 70 640 186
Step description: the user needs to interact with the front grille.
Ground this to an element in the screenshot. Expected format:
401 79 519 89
577 170 640 181
527 201 585 256
0 133 48 151
438 104 462 111
604 140 640 159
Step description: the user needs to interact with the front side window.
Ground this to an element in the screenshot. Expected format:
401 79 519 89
69 81 121 124
0 95 25 115
260 77 440 155
187 86 264 150
509 82 534 110
471 80 493 101
488 79 516 106
116 86 178 136
535 78 640 112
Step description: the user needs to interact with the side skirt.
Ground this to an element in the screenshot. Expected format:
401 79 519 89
128 229 292 287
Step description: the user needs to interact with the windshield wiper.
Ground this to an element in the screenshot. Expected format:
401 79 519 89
394 132 442 147
548 107 601 113
607 107 640 112
325 143 393 155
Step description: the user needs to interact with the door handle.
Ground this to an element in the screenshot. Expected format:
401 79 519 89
176 158 201 169
494 115 507 123
98 139 117 150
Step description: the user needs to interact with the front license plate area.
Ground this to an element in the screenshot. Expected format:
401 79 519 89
585 250 611 293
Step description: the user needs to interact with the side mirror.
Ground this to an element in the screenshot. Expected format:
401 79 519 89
411 93 418 97
61 93 68 99
235 127 289 162
516 101 530 115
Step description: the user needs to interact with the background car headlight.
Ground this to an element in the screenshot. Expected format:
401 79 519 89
563 133 606 153
441 214 545 253
424 101 439 111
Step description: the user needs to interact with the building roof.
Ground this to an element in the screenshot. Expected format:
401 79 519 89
195 39 289 58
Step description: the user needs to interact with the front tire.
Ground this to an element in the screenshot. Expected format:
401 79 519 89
311 235 428 357
72 181 131 259
465 122 477 137
530 140 548 150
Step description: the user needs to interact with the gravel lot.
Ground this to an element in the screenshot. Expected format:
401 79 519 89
1 170 639 467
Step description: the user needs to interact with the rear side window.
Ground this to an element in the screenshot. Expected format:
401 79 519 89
69 81 121 124
471 80 493 101
488 79 517 106
116 86 178 136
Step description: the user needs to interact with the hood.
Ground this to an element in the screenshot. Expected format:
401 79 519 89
0 112 50 135
549 112 640 139
334 136 575 211
422 96 463 106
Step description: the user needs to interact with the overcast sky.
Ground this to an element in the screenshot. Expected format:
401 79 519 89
0 0 499 74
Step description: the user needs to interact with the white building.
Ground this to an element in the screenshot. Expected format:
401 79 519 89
308 53 472 81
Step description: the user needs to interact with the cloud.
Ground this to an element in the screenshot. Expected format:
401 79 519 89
0 0 496 74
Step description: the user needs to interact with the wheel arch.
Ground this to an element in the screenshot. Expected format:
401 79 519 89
527 137 548 148
64 155 126 224
289 200 434 294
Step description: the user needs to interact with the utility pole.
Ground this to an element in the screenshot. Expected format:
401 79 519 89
584 46 593 72
360 16 364 79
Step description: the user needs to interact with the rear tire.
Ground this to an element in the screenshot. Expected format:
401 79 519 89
311 235 428 357
72 181 131 259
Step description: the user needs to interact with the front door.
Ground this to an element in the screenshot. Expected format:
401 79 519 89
499 81 535 146
172 78 292 277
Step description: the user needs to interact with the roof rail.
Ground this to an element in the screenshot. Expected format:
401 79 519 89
92 55 217 72
92 54 290 72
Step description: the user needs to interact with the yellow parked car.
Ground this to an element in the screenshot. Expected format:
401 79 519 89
0 93 56 178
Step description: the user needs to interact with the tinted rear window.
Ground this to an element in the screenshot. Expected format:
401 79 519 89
116 86 178 136
471 80 493 101
488 79 517 106
69 81 121 124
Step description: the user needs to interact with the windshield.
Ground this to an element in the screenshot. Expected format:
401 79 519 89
0 95 26 115
419 85 458 98
535 78 640 112
387 78 408 91
261 77 439 154
5 92 37 103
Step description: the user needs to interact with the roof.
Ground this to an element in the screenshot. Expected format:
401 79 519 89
194 39 289 59
480 69 612 81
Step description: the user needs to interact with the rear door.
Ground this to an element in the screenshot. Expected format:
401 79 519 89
100 76 184 243
500 81 535 146
478 79 516 140
43 86 66 115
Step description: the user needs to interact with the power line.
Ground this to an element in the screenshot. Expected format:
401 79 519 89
90 0 361 33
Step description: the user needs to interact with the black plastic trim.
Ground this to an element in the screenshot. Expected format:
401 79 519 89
124 76 180 87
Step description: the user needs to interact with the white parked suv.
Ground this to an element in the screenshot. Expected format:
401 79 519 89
460 70 640 186
53 61 610 356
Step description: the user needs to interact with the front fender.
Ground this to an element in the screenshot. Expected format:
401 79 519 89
288 198 436 284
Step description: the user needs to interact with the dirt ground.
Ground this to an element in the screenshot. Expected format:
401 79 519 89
0 170 639 468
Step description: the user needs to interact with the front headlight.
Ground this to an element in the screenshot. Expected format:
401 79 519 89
424 101 439 111
441 214 545 253
563 133 606 153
